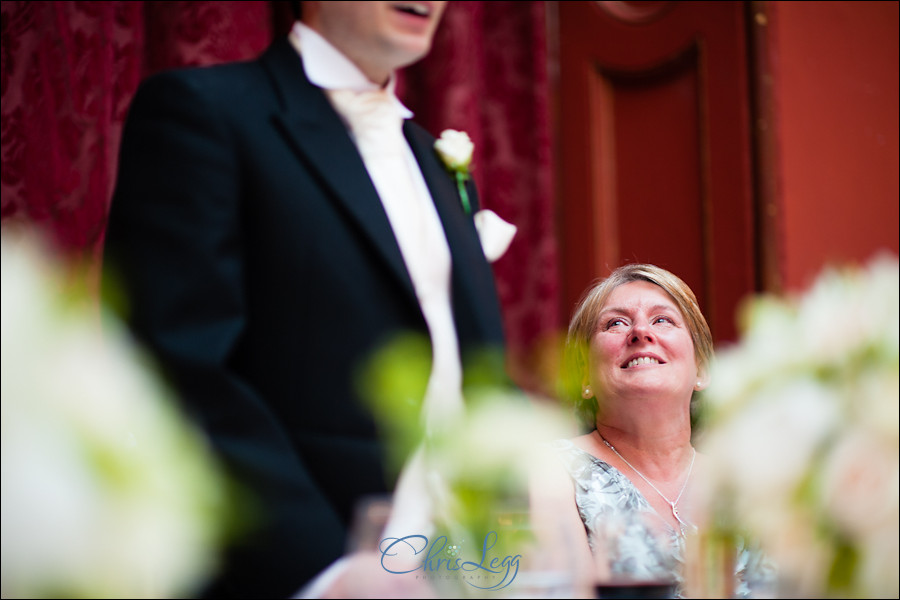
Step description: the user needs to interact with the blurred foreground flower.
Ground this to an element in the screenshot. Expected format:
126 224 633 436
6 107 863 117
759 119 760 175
427 391 573 552
1 229 229 598
359 336 576 593
698 254 899 598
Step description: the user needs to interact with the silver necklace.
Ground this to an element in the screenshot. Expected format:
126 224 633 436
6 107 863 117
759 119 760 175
597 431 696 531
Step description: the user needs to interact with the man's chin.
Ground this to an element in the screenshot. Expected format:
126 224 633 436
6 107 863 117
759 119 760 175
388 38 435 68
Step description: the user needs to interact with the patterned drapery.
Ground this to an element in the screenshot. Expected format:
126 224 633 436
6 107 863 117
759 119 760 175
1 0 561 394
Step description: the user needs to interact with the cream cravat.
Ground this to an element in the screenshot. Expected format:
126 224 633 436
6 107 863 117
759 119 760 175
328 88 462 430
328 88 462 540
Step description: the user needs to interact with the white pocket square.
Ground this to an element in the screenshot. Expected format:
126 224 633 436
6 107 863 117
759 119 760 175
473 209 517 263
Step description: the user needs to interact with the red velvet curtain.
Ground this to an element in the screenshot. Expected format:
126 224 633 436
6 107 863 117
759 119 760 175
0 0 560 394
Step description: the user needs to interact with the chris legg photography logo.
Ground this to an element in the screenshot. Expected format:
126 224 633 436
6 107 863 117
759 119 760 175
378 531 520 590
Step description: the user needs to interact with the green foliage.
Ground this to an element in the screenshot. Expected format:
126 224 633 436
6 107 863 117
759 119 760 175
356 333 431 477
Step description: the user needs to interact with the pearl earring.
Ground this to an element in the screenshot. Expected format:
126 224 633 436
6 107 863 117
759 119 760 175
582 386 592 399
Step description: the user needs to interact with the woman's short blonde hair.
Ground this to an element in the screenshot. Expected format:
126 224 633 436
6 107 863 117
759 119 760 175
563 263 714 427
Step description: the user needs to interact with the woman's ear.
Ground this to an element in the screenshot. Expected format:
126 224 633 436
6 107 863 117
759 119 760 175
581 380 593 399
694 369 710 391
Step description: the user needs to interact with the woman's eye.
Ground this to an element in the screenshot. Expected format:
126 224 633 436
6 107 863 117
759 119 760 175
607 318 627 329
653 316 673 325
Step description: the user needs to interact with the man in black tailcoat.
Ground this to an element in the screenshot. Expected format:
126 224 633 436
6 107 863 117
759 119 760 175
103 1 508 596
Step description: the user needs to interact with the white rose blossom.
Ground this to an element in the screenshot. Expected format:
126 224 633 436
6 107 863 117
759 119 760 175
434 128 474 172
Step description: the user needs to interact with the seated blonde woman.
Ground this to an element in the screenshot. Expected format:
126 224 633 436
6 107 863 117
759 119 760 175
530 264 774 598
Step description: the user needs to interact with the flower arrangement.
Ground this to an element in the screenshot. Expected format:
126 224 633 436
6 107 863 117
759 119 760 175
427 390 572 552
1 229 229 598
697 254 899 598
358 334 574 593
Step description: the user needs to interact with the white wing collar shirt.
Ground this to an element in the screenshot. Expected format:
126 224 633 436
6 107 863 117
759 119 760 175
289 22 463 595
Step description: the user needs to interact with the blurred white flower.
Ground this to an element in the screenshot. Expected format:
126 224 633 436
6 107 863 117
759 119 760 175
1 229 228 599
430 391 572 487
698 254 900 599
425 390 574 559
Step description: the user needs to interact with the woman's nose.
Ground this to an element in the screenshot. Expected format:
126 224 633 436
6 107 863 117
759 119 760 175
629 322 654 343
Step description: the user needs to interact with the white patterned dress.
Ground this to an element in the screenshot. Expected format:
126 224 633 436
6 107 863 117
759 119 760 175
553 439 776 598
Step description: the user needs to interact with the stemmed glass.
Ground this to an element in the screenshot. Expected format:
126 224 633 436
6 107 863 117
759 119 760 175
590 510 679 599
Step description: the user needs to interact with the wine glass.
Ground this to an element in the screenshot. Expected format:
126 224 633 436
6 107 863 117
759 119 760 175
347 493 395 554
590 510 679 599
491 507 580 599
340 494 440 599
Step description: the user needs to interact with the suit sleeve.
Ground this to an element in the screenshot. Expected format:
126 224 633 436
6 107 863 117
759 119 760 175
103 72 344 597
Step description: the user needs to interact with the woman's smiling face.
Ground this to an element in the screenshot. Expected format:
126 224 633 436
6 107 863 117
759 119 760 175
587 280 700 403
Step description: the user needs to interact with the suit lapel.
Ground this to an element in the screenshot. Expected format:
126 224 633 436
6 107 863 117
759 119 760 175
258 39 503 349
259 39 416 301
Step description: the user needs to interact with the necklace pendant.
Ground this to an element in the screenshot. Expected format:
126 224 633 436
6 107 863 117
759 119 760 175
671 503 690 529
597 431 697 532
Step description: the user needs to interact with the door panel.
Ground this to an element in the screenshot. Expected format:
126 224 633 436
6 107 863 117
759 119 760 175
555 0 755 342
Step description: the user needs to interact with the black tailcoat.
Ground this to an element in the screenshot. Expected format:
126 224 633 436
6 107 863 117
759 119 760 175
103 37 506 597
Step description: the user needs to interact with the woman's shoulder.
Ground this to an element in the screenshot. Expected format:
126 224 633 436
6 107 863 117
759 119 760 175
548 433 600 456
546 435 612 479
546 437 575 451
546 436 588 460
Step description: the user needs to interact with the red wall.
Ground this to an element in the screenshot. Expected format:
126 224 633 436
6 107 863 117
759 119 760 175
771 1 899 291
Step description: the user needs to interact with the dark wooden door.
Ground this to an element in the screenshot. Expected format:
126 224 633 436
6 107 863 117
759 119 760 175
554 0 756 343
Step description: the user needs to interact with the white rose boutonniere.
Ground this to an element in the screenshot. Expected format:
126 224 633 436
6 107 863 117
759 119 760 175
434 129 475 214
434 129 517 262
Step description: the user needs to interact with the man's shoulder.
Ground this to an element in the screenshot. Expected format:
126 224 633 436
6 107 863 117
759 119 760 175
137 37 294 100
139 58 262 96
